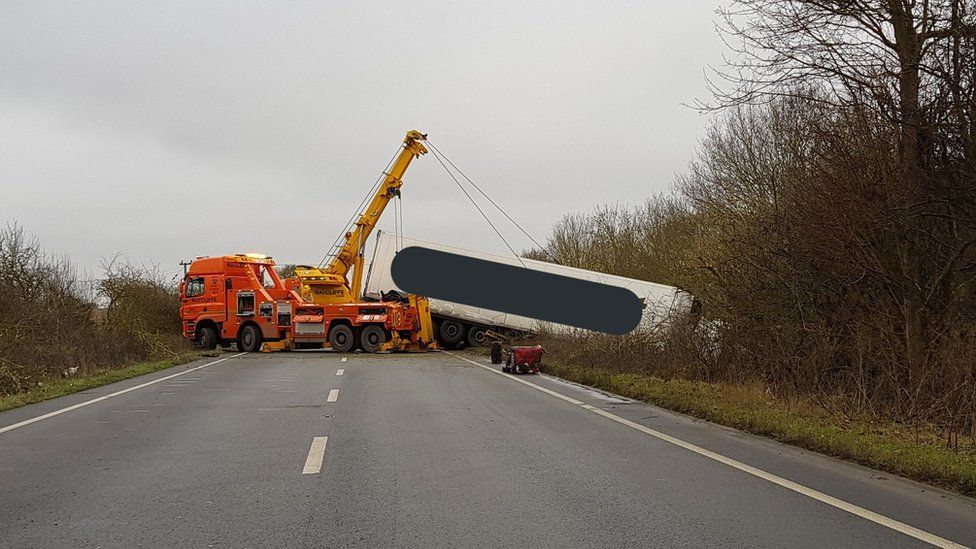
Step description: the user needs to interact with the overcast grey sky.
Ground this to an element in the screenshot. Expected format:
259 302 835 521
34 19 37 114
0 1 724 280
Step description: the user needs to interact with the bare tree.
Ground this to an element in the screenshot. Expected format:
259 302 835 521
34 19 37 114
705 0 976 392
709 1 975 167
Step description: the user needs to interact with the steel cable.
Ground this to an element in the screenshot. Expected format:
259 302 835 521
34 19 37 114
427 146 526 268
426 140 555 262
318 143 403 267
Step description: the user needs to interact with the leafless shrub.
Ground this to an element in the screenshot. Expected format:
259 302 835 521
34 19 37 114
275 264 297 279
0 224 185 395
538 72 976 445
98 254 183 364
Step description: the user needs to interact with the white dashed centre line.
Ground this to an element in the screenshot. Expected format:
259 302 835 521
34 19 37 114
327 389 339 403
340 357 347 363
302 436 328 474
336 369 344 376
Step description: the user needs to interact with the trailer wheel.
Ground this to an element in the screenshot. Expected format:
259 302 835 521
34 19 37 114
238 325 263 352
359 325 386 353
198 325 218 351
466 325 487 347
328 324 356 353
438 320 464 348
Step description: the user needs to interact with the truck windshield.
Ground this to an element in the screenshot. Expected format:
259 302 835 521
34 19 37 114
185 277 205 297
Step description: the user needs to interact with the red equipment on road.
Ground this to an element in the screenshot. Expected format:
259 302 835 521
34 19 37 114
502 345 545 375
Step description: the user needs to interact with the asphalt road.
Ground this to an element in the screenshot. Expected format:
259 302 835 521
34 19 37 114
1 351 974 548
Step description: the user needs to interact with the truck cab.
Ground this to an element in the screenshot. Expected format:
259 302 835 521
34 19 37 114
180 254 302 352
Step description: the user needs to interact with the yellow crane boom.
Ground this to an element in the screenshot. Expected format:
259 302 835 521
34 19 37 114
294 130 428 304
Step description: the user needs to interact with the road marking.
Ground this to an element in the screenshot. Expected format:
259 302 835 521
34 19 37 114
443 351 966 549
341 357 347 362
302 436 328 474
444 351 582 405
0 353 246 435
327 389 339 403
336 369 344 376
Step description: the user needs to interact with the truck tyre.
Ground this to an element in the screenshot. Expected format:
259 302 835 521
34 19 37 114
329 324 356 353
438 320 464 348
466 325 487 347
238 324 263 352
198 325 218 350
490 341 503 364
359 325 386 353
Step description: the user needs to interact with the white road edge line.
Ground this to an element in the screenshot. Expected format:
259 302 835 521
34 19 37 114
443 350 966 549
327 389 340 403
336 369 344 376
302 436 328 474
0 353 247 435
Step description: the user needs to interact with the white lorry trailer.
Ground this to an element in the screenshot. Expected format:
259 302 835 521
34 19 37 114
364 231 699 348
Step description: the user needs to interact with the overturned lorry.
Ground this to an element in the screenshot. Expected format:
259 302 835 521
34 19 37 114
363 231 699 348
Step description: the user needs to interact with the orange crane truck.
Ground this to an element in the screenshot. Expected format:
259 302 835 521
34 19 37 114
290 129 438 351
180 130 439 353
179 253 431 352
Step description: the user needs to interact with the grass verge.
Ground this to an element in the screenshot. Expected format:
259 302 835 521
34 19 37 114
0 352 205 413
542 359 976 497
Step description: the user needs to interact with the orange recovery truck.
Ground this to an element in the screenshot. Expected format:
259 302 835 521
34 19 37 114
179 253 435 352
180 130 440 353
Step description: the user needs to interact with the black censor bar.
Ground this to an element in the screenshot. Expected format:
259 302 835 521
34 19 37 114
391 246 644 335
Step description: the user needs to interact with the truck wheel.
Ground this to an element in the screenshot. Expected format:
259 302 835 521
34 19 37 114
238 325 263 352
466 325 487 347
359 325 386 353
490 341 503 364
198 325 218 350
329 324 356 353
438 320 463 348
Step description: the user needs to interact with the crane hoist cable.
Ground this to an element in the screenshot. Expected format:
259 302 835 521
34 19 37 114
318 143 404 267
427 144 527 268
426 140 553 262
393 189 405 253
396 191 404 252
319 146 398 266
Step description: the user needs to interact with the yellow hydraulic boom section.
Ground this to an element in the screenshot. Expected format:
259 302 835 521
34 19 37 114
294 130 428 304
397 293 438 352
